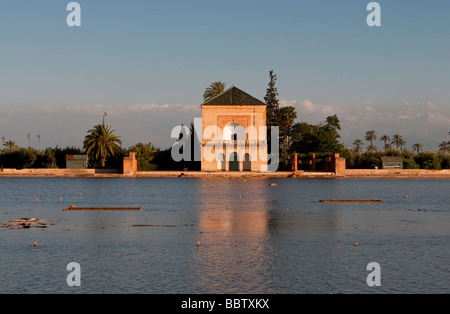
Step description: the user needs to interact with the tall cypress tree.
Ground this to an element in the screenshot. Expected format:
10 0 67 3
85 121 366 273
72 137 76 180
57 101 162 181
264 70 281 154
264 70 280 129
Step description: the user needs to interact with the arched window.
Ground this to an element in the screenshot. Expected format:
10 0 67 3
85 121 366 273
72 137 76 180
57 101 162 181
223 123 245 141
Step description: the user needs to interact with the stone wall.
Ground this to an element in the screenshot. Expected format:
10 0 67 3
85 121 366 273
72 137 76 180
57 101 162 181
0 168 96 177
344 169 450 178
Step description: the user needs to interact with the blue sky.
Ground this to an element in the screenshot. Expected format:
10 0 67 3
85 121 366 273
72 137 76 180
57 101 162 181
1 0 449 150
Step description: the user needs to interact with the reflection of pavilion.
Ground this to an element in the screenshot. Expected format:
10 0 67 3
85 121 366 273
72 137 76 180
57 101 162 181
193 179 273 293
201 87 267 172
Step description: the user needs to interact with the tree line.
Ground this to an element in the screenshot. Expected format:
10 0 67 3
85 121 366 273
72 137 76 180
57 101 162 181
343 130 450 170
0 140 187 171
2 73 449 171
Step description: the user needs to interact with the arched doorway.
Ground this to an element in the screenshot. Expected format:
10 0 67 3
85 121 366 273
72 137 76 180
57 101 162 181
229 152 239 171
243 153 251 171
217 153 225 171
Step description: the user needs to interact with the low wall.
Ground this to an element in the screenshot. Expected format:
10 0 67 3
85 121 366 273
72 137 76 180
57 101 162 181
1 168 450 178
344 169 450 178
0 168 96 177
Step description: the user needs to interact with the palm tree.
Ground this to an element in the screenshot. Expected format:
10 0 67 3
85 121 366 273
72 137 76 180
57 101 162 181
3 140 18 150
365 130 377 151
203 81 226 102
398 138 406 153
352 139 363 154
438 141 449 153
391 134 403 150
380 135 391 153
83 124 122 168
411 143 423 154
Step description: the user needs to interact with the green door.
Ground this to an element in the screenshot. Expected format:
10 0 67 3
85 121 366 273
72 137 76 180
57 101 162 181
229 152 239 171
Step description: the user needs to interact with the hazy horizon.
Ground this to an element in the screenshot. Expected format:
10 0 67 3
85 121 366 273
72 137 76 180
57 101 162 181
1 1 449 151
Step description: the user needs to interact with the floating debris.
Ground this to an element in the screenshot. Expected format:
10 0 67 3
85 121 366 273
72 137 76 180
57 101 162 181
3 217 49 230
131 224 177 227
320 199 384 203
64 205 142 211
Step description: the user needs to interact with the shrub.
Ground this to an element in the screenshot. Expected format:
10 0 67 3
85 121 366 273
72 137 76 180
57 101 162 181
423 159 441 170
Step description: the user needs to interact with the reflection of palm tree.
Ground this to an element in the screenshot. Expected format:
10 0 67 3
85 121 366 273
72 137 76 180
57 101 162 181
3 140 18 150
83 124 122 168
203 81 226 102
365 130 377 151
412 143 423 154
380 135 390 153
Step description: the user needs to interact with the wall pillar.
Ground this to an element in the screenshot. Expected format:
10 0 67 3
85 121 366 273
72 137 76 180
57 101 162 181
292 154 298 172
123 152 138 175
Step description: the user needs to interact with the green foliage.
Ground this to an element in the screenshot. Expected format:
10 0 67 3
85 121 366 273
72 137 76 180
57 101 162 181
83 124 123 168
291 114 344 156
0 148 37 169
264 70 280 130
343 147 450 170
203 81 226 102
357 151 381 169
151 148 185 171
423 159 441 170
438 152 450 169
365 130 377 151
53 146 84 168
139 161 158 171
3 140 18 150
415 151 436 169
341 147 356 169
33 148 57 168
278 106 297 169
128 142 158 171
105 148 128 169
403 158 420 169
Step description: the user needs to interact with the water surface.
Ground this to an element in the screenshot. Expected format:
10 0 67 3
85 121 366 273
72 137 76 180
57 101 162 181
0 177 449 293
